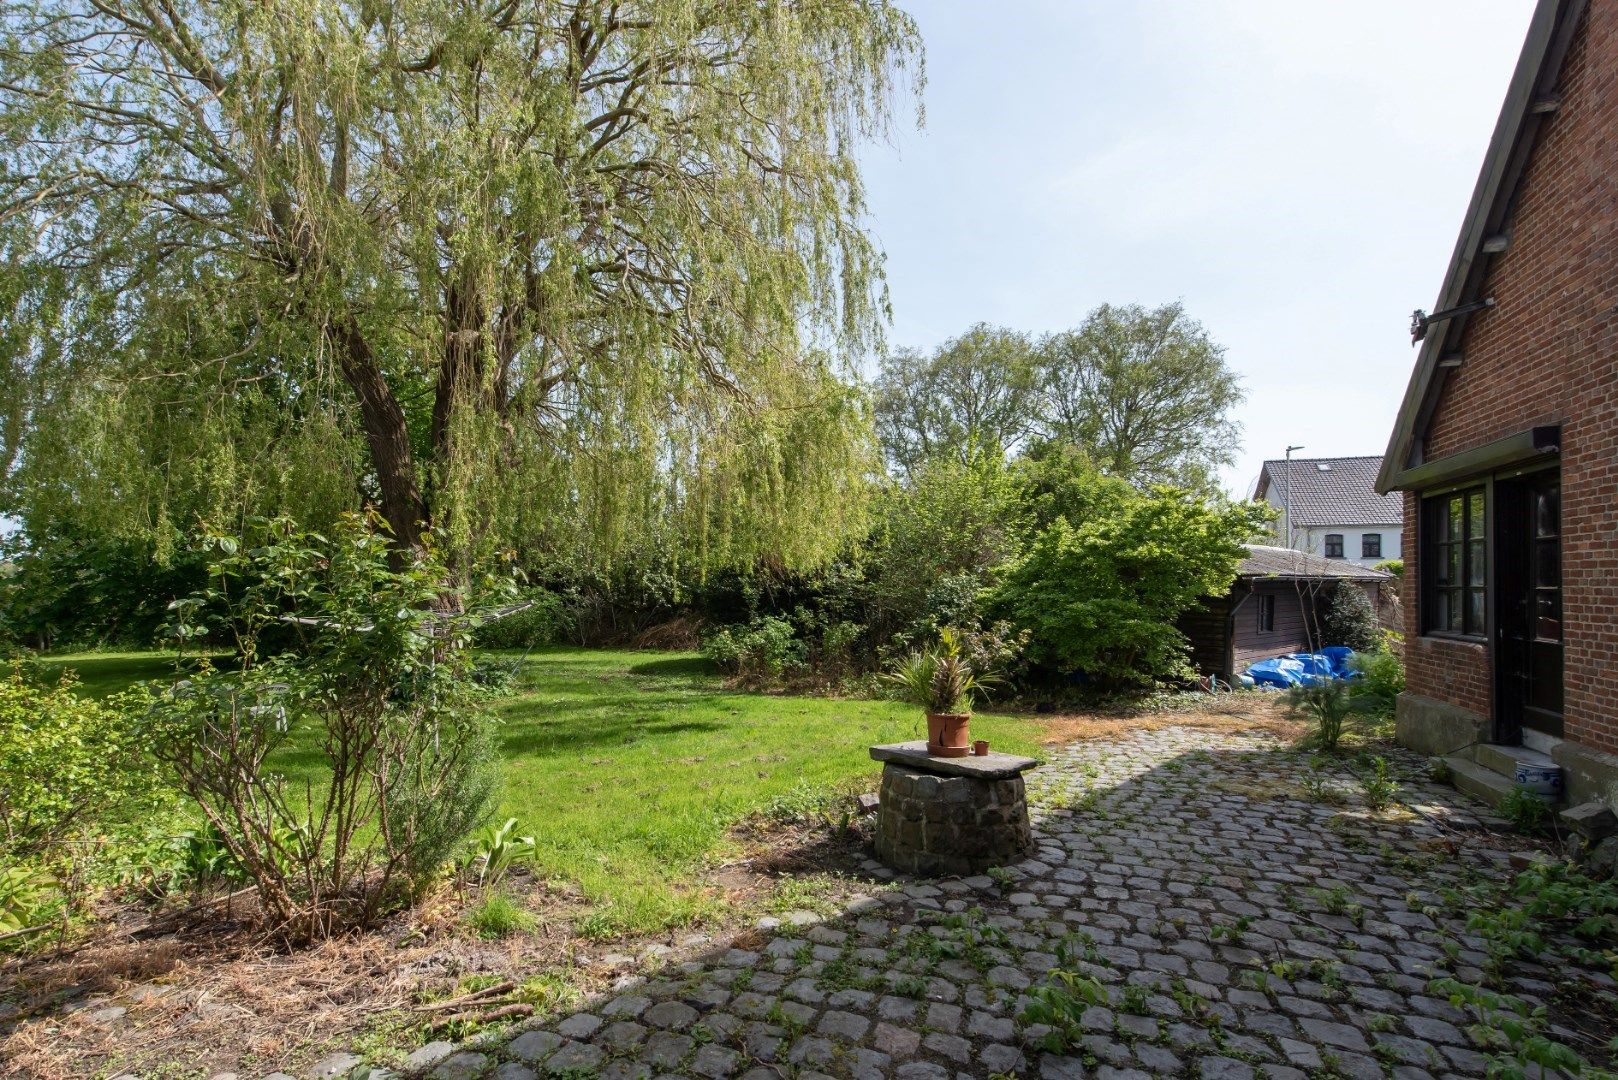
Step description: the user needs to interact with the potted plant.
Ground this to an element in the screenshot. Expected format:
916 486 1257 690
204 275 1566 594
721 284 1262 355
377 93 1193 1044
886 629 995 757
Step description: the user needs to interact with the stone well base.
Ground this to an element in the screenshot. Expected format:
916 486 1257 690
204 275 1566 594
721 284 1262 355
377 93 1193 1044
873 762 1034 876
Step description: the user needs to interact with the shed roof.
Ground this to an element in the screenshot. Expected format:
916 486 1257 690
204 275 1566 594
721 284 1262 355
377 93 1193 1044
1254 456 1403 527
1237 545 1391 582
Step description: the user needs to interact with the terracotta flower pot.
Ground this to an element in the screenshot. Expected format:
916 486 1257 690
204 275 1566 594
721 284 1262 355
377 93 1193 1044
972 740 990 756
926 712 971 757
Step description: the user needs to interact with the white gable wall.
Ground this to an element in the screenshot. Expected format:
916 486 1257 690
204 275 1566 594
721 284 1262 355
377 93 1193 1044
1259 489 1400 567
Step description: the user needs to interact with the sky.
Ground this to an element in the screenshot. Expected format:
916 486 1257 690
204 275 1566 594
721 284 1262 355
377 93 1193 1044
856 0 1538 497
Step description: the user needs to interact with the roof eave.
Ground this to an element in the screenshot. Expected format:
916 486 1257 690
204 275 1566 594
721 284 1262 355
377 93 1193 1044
1377 0 1587 494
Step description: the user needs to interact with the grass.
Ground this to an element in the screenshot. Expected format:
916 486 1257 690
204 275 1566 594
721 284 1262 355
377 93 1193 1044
37 646 1041 936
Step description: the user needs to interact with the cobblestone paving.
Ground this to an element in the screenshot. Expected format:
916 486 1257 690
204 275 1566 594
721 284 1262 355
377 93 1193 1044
407 726 1584 1080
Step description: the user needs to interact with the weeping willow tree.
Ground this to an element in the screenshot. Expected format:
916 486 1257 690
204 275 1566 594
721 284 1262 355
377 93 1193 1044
0 0 919 574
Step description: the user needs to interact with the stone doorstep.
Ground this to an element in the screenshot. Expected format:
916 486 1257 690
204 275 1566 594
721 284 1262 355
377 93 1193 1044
1473 742 1557 778
870 741 1040 780
1443 753 1537 811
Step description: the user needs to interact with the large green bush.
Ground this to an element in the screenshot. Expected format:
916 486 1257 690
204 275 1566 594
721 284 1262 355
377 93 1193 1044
140 513 501 939
0 533 208 650
0 667 152 865
865 451 1030 649
1350 644 1405 717
1321 583 1380 652
702 616 806 678
472 587 573 649
990 491 1265 690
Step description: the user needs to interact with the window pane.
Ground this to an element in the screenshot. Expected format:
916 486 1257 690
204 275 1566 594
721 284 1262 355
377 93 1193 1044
1447 497 1463 541
1448 545 1462 588
1466 588 1486 634
1536 590 1562 640
1362 534 1381 558
1468 492 1485 540
1433 590 1450 631
1536 485 1559 538
1468 540 1486 586
1535 540 1560 588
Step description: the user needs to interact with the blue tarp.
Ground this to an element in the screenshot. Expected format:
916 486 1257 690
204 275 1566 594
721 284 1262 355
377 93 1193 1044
1244 650 1361 689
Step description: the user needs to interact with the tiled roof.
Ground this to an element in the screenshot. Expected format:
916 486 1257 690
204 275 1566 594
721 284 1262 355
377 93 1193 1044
1238 545 1391 581
1255 456 1403 527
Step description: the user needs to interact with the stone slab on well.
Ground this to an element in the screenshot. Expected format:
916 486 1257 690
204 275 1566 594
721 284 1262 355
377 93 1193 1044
869 741 1040 779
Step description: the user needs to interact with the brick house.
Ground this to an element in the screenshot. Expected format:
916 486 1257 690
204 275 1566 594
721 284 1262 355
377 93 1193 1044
1252 456 1403 568
1376 0 1618 805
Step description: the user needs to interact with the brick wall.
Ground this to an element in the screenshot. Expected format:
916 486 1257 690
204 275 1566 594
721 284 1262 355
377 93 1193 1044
1408 0 1618 754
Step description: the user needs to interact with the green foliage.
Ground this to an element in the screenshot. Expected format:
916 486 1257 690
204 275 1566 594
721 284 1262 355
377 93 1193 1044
467 891 536 940
0 534 208 651
884 629 998 714
473 590 573 650
1019 970 1108 1053
866 452 1030 649
990 491 1265 689
3 0 919 575
1497 862 1618 947
1349 645 1405 717
464 819 538 890
874 325 1042 476
0 864 57 936
1430 977 1618 1079
1321 584 1381 652
873 303 1245 492
702 617 807 679
1284 679 1357 752
1354 755 1398 811
0 666 152 865
1498 787 1552 833
1038 302 1244 490
138 514 501 938
1374 558 1405 577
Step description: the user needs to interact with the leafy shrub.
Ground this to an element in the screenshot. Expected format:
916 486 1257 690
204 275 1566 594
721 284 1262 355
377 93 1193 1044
1350 646 1405 716
1284 679 1356 751
990 492 1264 690
866 452 1030 646
0 667 153 865
472 588 573 649
951 620 1031 687
1374 558 1404 577
1321 584 1380 652
702 616 806 678
139 513 501 939
0 532 209 650
1430 978 1610 1079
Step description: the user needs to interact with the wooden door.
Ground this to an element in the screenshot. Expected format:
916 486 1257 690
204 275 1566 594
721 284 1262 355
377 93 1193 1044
1497 470 1563 739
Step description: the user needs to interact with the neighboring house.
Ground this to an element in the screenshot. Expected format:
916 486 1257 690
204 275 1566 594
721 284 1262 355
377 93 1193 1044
1377 0 1617 808
1252 456 1403 568
1178 545 1388 681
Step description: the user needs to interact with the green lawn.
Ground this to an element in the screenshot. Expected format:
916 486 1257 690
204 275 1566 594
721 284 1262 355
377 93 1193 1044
39 646 1042 936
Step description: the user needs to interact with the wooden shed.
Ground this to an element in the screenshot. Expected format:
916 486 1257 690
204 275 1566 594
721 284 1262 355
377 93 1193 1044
1179 545 1390 681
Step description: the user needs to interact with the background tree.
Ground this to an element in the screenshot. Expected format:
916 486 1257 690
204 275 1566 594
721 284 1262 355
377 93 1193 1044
0 0 920 576
872 323 1039 476
1037 302 1243 489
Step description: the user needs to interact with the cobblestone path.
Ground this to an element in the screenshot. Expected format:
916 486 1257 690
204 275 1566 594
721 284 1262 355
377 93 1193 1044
403 726 1587 1080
